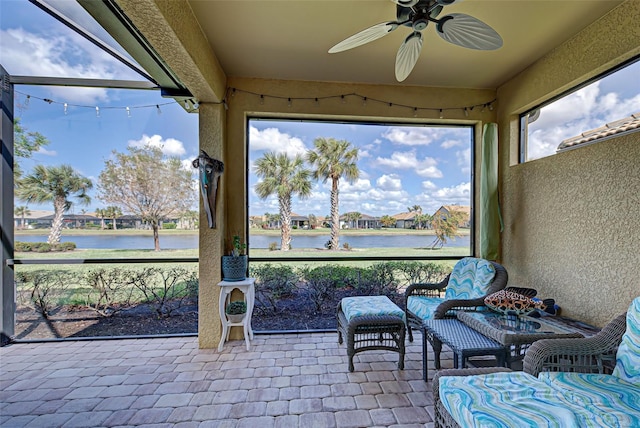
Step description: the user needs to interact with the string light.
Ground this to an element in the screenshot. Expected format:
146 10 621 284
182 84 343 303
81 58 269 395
15 90 177 116
16 88 496 120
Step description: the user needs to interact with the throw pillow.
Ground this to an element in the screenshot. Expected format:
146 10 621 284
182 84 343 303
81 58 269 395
484 289 552 316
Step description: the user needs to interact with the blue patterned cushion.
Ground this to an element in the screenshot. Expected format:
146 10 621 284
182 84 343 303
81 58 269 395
540 372 640 427
406 296 446 320
444 257 496 300
440 372 585 427
612 296 640 385
341 296 404 322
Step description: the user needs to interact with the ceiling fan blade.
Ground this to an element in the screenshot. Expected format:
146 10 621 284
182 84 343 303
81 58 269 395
329 22 399 53
389 0 420 7
436 13 503 50
395 31 423 82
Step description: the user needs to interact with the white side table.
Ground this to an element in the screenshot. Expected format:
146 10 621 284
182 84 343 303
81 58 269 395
217 277 255 351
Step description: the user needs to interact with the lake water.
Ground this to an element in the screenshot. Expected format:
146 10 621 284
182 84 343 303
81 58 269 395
16 233 470 250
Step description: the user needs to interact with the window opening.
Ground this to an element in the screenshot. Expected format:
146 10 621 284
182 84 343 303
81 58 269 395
520 57 640 162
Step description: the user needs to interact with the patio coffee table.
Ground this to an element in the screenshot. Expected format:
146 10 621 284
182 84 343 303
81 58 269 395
421 318 507 381
457 311 587 366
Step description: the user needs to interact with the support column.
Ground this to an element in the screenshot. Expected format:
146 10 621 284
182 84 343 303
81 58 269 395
197 103 225 348
0 66 15 346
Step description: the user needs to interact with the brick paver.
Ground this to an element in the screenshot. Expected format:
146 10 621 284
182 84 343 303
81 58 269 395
0 331 440 427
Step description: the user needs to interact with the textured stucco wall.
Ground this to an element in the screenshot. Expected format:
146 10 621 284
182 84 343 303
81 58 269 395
497 0 640 326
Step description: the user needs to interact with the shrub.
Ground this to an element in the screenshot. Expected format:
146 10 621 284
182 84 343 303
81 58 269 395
342 242 352 250
162 222 177 229
128 267 198 317
15 270 70 318
388 261 450 289
298 264 358 312
83 268 137 317
250 264 298 314
268 242 278 251
355 263 399 301
15 241 76 252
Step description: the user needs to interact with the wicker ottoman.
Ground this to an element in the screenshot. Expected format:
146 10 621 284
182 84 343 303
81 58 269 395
337 296 406 372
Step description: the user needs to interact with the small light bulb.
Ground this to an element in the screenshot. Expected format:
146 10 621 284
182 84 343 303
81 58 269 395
362 97 367 107
315 98 319 106
489 103 494 111
259 95 265 105
63 103 68 115
231 88 236 97
25 95 30 106
287 98 292 108
439 109 444 119
464 108 469 117
95 106 100 117
156 104 162 115
126 107 131 118
341 95 346 104
413 108 418 118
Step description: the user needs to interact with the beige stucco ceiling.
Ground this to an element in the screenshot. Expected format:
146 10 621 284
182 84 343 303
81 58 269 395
187 0 623 89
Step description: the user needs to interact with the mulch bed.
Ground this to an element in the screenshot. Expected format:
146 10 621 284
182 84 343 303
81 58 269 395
14 289 404 340
14 293 340 340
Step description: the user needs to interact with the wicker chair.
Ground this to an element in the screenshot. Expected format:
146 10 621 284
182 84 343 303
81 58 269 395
404 258 508 342
432 312 628 428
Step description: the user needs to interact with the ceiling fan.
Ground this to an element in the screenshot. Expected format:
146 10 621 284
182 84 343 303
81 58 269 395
328 0 503 82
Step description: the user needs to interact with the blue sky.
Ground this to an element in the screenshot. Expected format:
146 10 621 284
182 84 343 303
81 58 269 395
2 1 639 218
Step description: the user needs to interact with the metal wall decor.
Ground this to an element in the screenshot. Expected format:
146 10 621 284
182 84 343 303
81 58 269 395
192 150 224 228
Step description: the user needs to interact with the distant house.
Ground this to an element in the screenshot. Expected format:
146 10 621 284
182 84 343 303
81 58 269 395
290 213 308 228
339 213 381 229
391 212 418 229
433 205 471 228
27 213 101 229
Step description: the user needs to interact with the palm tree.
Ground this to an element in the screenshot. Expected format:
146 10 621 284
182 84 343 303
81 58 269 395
104 206 122 230
95 208 107 230
14 206 31 230
16 164 92 244
380 214 396 228
307 138 359 250
255 152 312 251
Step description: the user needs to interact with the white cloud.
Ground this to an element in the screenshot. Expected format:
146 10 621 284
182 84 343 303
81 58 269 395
433 182 471 205
382 127 437 146
376 150 443 178
441 139 465 149
422 180 437 190
339 178 372 192
377 174 402 191
129 134 186 156
0 28 141 103
249 126 307 157
456 148 471 176
37 148 57 156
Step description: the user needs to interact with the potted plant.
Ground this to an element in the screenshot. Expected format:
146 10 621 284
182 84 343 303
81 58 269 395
225 300 247 323
221 234 248 281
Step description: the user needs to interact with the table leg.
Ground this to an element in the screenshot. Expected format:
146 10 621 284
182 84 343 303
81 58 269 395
432 335 442 370
422 327 428 381
218 288 229 352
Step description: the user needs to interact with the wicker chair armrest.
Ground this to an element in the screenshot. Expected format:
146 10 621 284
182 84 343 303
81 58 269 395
523 313 627 377
404 279 449 309
433 297 486 319
433 367 513 400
